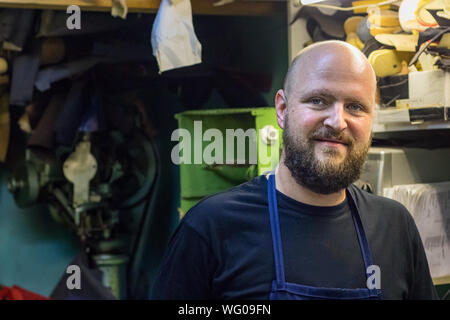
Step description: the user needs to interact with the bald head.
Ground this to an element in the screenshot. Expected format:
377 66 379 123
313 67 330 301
283 41 377 104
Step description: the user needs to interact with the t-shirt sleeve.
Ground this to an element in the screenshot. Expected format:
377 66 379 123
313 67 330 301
151 221 217 300
406 215 440 300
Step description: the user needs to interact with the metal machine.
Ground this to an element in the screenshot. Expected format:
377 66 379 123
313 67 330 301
7 128 156 299
358 147 450 196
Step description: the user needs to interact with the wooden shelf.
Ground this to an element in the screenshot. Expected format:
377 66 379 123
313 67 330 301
0 0 285 16
373 121 450 133
373 107 450 133
433 275 450 286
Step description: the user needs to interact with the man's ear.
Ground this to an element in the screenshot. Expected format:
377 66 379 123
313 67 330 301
275 89 287 130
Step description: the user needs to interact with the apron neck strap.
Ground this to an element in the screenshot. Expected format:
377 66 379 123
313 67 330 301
267 173 286 285
346 187 376 274
267 173 377 285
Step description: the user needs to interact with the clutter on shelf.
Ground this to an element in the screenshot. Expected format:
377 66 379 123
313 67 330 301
293 0 449 124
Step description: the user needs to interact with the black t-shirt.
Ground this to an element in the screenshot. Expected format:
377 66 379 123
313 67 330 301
151 175 439 300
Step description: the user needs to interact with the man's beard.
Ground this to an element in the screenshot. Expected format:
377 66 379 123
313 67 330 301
282 113 372 194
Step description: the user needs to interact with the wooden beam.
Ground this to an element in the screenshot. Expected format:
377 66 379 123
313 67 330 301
0 0 285 16
0 0 160 12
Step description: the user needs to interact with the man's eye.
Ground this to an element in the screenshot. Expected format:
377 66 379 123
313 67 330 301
311 98 323 105
347 104 364 112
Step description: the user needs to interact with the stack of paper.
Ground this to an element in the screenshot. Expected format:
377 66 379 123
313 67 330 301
384 182 450 279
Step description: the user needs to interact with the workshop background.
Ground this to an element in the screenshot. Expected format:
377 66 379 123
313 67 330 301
0 0 449 300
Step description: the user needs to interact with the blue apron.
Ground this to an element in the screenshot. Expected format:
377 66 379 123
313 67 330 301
267 173 383 300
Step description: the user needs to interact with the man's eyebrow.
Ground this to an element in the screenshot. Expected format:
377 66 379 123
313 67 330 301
298 90 336 100
299 89 371 106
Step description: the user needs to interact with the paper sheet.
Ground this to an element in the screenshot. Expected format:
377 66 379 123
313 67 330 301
384 182 450 279
151 0 202 73
408 70 445 106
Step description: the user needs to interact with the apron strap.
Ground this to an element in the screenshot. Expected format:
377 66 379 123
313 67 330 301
268 174 381 297
346 188 375 274
268 174 286 285
347 187 382 298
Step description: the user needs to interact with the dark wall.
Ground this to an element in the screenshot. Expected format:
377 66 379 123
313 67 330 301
0 13 288 298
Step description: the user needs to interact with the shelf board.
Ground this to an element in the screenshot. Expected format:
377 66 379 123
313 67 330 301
0 0 285 16
373 121 450 133
433 275 450 286
373 107 450 133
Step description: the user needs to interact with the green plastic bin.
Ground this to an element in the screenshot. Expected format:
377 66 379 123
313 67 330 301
174 107 283 218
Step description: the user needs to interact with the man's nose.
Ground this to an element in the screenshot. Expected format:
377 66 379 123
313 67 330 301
322 102 348 132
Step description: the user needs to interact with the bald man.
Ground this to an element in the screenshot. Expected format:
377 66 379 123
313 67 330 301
152 41 438 300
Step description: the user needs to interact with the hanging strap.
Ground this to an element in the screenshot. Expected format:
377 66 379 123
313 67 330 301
346 188 374 274
347 187 382 298
268 174 286 285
